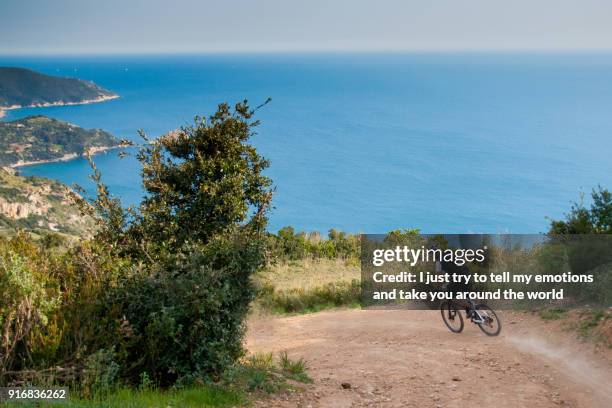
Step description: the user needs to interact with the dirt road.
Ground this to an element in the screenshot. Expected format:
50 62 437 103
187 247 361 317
246 309 612 408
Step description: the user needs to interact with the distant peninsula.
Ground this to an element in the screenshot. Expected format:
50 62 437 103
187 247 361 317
0 66 118 118
0 115 120 167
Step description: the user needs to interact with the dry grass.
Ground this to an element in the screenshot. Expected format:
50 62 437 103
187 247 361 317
256 258 359 291
253 258 361 314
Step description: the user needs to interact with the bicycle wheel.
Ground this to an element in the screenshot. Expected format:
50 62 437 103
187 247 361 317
475 304 501 336
440 300 464 333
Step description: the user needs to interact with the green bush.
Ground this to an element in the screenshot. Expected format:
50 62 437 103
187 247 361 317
549 186 611 234
0 237 60 373
84 101 273 387
268 227 360 262
0 234 133 389
106 233 265 386
83 349 120 396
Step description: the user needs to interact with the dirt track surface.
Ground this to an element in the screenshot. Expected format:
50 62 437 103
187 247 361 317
246 309 612 408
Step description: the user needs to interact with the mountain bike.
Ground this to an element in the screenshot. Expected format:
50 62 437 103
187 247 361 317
440 298 501 336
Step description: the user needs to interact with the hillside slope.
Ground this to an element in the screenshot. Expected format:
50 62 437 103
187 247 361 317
0 115 120 167
0 66 117 111
0 168 93 237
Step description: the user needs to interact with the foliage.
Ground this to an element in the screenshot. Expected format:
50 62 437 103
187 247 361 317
225 351 311 393
120 100 273 255
0 233 134 388
0 385 245 408
267 227 360 261
84 100 272 387
83 349 121 396
278 351 311 383
383 228 421 246
80 386 244 408
546 186 612 306
539 309 612 348
549 186 612 234
572 309 609 339
0 234 60 372
253 257 360 315
103 234 266 386
6 351 310 408
0 101 274 392
538 308 568 320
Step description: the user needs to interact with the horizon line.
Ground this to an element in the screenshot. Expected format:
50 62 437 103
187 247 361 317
2 48 612 57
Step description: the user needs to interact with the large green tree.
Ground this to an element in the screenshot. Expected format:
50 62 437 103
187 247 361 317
80 100 274 385
134 100 272 252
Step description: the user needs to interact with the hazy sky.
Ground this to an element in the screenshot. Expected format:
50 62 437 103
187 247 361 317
2 0 612 54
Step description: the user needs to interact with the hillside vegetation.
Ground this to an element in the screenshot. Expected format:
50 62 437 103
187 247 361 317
0 67 117 109
0 168 93 237
0 115 119 166
0 101 275 399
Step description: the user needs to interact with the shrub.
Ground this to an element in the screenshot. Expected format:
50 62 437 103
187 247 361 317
0 234 61 373
547 187 612 306
106 233 266 386
86 101 273 386
549 186 611 234
268 227 360 262
83 349 121 396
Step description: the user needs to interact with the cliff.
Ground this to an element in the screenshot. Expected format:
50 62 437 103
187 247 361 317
0 168 94 237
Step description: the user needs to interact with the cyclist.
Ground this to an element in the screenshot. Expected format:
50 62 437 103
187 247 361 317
439 258 481 322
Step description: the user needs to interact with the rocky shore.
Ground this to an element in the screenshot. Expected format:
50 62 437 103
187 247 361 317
0 94 119 119
9 145 121 168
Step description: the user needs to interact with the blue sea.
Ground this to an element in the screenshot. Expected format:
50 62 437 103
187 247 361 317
1 53 611 233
